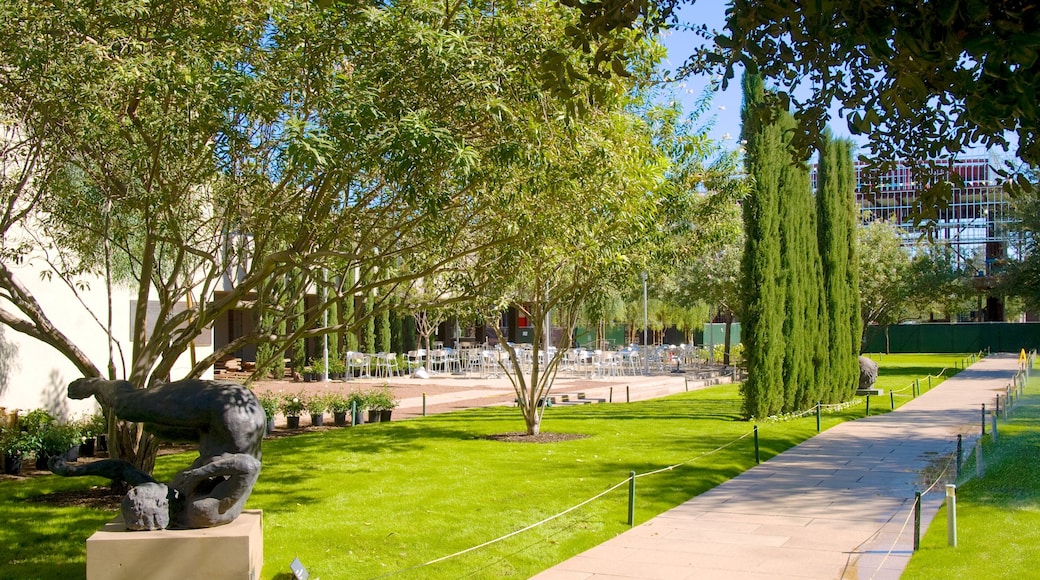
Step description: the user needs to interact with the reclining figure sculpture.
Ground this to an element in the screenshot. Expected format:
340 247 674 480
51 377 264 530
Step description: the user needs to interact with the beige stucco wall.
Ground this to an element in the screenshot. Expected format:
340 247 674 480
0 252 214 419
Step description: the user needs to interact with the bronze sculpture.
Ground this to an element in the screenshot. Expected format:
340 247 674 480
52 378 264 530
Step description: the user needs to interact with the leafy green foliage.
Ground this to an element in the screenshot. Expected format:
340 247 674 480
817 134 862 399
714 1 1040 206
739 72 788 419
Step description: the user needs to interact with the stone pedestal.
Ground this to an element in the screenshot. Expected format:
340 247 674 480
86 509 263 580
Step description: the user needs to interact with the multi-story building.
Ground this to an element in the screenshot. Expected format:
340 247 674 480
814 156 1020 321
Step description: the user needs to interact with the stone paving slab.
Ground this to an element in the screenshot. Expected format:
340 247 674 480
532 353 1023 580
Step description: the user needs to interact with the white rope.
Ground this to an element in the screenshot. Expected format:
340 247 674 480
373 429 758 578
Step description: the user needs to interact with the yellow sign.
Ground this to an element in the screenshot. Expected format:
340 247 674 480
1020 349 1027 364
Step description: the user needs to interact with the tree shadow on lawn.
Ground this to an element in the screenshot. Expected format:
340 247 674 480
0 499 113 579
878 365 957 380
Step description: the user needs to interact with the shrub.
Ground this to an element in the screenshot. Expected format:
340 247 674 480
280 394 306 418
367 385 399 411
0 428 37 458
20 409 55 435
38 423 82 457
346 390 368 411
305 392 329 415
257 392 280 420
327 393 351 413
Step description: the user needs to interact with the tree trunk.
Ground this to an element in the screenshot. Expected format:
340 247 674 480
722 310 734 366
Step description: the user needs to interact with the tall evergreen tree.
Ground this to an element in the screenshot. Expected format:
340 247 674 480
776 131 824 411
817 133 862 401
343 270 358 352
377 309 392 353
739 72 787 419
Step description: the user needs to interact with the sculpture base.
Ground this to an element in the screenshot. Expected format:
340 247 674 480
86 509 263 580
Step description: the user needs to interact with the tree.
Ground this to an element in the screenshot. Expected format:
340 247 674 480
468 98 667 435
816 133 862 401
714 2 1040 196
0 0 601 471
857 220 914 352
1005 180 1040 311
739 72 787 419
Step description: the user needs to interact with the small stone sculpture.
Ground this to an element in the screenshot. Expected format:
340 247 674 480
858 356 879 391
52 378 264 530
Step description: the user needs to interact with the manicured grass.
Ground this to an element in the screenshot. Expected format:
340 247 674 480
0 353 965 579
903 371 1040 580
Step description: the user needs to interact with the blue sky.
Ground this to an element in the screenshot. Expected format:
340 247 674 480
656 3 860 155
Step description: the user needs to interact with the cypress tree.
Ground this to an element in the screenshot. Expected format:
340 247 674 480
328 298 340 363
739 71 787 419
776 132 823 411
344 269 358 352
817 133 862 401
377 308 391 353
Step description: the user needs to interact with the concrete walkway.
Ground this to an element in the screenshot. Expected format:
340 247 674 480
533 353 1023 580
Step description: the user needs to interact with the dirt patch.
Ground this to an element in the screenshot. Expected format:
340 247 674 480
481 432 589 444
26 485 123 510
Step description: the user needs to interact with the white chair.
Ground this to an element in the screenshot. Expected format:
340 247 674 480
346 351 371 378
373 352 397 378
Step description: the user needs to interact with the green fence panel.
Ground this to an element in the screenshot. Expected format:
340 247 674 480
864 323 1040 353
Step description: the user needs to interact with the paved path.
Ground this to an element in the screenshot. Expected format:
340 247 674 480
533 353 1023 580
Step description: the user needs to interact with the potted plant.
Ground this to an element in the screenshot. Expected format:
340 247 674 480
281 393 305 429
257 392 280 434
74 415 96 457
368 385 399 423
87 411 109 453
300 365 315 382
20 409 54 436
37 422 82 468
328 358 346 380
0 428 37 475
327 393 352 426
347 390 367 426
306 392 328 427
309 358 327 382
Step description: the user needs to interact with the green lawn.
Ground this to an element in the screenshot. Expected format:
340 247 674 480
0 353 967 579
903 369 1040 580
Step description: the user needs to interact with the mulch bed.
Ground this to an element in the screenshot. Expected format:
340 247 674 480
481 432 589 444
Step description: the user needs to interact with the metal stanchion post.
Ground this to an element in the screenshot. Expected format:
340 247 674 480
992 413 998 442
626 386 630 403
956 434 963 478
816 402 821 433
627 471 636 527
865 395 870 417
754 425 760 464
890 390 895 410
914 491 922 551
946 484 957 547
982 403 986 435
609 386 613 403
422 393 427 417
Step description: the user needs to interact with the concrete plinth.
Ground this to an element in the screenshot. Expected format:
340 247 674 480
86 509 263 580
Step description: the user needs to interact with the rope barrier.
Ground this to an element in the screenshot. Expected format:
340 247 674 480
635 431 754 479
373 429 755 578
865 449 957 579
377 360 980 579
370 478 632 579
